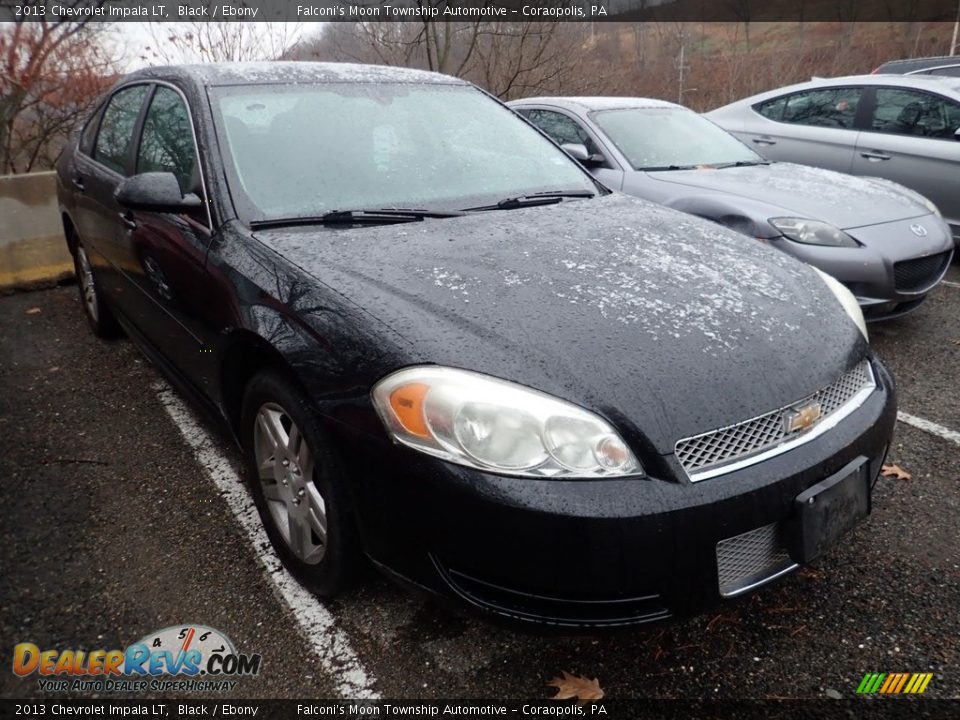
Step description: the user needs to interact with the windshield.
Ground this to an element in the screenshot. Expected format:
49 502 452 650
211 83 596 222
591 107 763 170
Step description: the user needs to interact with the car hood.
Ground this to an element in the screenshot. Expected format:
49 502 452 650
254 194 866 456
646 162 928 229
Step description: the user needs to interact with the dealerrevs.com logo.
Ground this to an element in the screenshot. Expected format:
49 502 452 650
13 625 262 693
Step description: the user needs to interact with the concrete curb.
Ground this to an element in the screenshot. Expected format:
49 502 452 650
0 171 73 292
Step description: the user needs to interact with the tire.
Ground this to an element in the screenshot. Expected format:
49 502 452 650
72 239 120 338
241 370 359 596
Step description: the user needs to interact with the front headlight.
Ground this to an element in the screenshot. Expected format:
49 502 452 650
769 217 860 248
812 267 868 340
372 366 643 478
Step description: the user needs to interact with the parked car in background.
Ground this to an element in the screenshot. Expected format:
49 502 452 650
705 75 960 248
57 62 896 629
873 55 960 78
510 96 954 321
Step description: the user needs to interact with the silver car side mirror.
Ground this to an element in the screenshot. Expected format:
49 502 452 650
561 143 604 167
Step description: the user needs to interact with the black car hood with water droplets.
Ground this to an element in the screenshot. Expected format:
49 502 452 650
253 193 867 455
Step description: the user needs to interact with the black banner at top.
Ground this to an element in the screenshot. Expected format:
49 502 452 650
3 699 960 720
2 0 960 23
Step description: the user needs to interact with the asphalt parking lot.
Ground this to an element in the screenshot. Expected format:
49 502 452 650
1 267 958 702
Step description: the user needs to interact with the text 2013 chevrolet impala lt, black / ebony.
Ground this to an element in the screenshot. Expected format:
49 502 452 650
57 63 896 628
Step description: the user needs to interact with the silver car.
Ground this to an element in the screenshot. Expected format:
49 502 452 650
705 74 960 246
509 96 954 321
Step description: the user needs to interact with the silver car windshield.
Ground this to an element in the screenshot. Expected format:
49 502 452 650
211 83 596 221
592 107 764 171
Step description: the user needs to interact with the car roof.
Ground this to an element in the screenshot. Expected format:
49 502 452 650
509 96 683 112
124 61 465 87
759 73 960 98
877 55 960 72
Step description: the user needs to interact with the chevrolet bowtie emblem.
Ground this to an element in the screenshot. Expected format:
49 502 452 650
783 401 822 434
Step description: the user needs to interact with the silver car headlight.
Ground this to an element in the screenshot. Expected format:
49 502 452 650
372 366 643 478
769 218 860 248
812 267 868 340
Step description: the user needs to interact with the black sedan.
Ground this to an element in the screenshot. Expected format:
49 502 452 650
56 62 896 628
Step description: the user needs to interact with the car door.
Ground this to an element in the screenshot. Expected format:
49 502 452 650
72 84 151 303
738 87 862 172
517 107 625 190
122 83 222 394
851 86 960 236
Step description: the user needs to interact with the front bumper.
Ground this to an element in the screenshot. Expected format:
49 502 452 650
770 214 954 321
332 358 896 629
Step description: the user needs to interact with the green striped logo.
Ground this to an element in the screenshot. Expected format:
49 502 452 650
857 672 933 694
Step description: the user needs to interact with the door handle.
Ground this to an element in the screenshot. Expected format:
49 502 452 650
752 137 776 146
118 211 137 230
860 151 891 161
71 176 85 191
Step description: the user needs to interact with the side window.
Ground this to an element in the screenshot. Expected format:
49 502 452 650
871 88 960 139
93 85 149 174
136 86 198 193
79 104 104 156
525 109 597 153
781 88 862 128
754 96 788 121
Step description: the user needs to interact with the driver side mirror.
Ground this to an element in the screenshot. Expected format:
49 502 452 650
115 172 202 214
561 143 605 167
955 127 960 141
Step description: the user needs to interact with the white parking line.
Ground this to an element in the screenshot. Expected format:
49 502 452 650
153 382 380 700
941 280 960 289
897 411 960 447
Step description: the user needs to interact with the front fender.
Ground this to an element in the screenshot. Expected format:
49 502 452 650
665 195 781 239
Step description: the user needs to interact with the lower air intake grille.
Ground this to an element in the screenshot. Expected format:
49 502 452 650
716 523 796 598
893 251 951 293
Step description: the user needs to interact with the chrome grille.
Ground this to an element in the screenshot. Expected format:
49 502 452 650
716 523 796 597
893 251 951 293
676 361 874 481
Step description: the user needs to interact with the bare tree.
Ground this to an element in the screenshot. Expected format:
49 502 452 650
0 8 120 174
141 19 303 64
294 8 587 100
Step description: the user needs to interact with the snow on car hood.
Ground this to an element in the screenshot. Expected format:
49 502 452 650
648 162 928 229
254 194 867 454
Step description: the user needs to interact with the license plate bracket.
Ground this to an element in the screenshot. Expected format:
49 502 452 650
785 456 870 564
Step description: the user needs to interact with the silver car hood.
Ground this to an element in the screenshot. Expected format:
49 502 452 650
647 162 929 229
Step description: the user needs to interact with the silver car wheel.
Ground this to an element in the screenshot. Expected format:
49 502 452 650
253 402 327 565
76 246 98 322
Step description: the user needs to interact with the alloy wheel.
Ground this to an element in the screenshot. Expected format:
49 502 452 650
253 402 327 564
76 246 98 322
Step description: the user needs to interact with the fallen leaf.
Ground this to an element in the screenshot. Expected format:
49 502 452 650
881 463 912 481
25 307 41 315
547 671 604 701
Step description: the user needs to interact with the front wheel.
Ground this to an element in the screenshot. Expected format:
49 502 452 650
241 371 358 596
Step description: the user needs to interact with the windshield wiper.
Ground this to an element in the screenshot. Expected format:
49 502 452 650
711 160 771 169
641 164 698 171
464 191 596 212
250 208 464 229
